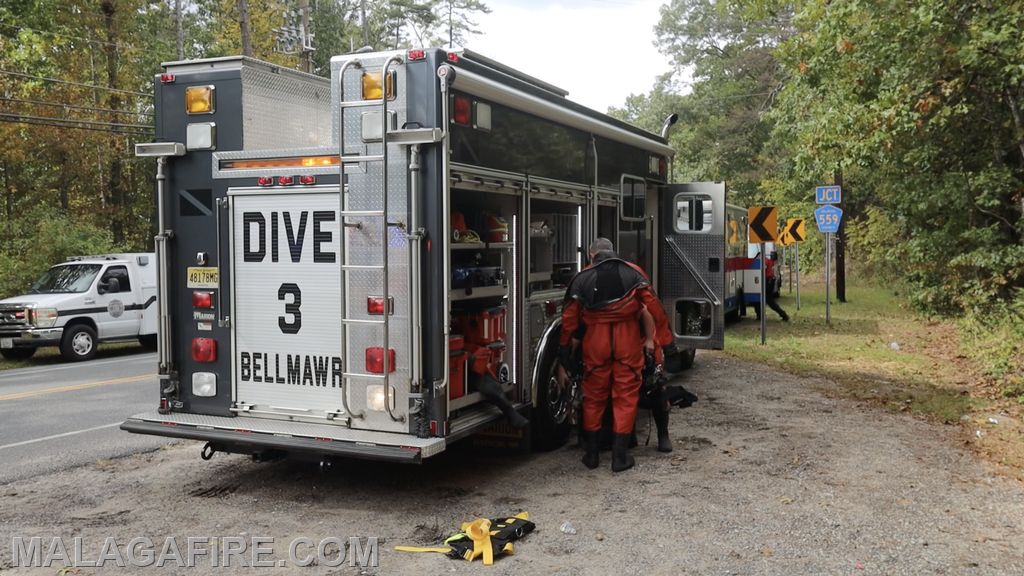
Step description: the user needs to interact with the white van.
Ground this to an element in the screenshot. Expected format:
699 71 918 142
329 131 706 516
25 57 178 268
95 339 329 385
0 253 158 362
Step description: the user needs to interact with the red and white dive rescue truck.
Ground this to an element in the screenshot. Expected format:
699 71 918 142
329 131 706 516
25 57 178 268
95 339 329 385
123 48 727 464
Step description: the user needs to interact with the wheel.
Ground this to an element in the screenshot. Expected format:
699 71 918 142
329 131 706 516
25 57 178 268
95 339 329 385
60 324 98 362
530 342 573 451
138 334 158 350
1 347 36 361
679 303 702 371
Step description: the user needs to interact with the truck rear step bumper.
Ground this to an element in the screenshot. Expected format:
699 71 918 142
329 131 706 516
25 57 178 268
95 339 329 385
121 411 445 463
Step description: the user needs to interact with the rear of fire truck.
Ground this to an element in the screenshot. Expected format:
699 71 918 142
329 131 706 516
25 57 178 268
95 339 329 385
124 51 459 464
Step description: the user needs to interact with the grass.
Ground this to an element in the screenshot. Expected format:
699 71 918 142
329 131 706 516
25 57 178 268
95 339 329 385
0 342 148 371
721 279 1024 479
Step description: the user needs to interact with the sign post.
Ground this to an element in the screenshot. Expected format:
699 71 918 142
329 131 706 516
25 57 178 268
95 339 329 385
813 204 842 325
748 206 778 345
795 242 801 310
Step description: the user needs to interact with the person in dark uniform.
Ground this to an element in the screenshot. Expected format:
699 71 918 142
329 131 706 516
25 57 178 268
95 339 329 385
756 251 789 322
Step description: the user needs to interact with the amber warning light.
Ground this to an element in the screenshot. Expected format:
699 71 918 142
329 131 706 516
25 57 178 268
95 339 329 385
220 156 341 170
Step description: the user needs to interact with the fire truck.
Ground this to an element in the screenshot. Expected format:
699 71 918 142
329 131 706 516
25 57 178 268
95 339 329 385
123 48 726 464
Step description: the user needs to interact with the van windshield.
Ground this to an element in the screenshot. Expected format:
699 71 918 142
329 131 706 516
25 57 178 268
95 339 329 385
28 264 102 294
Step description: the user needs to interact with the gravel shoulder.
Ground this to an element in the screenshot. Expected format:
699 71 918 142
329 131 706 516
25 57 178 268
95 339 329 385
2 353 1023 575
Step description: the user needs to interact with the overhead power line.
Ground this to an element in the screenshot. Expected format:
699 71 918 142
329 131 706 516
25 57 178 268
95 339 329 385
0 117 152 137
0 113 153 131
0 70 152 98
0 97 154 117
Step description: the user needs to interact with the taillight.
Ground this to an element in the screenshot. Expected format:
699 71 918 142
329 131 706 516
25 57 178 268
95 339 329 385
299 175 315 185
366 348 396 374
192 292 213 308
544 301 558 315
453 95 470 126
160 74 175 83
367 297 394 315
447 52 459 63
659 159 667 177
160 398 169 411
257 177 273 186
408 49 426 60
278 176 295 186
192 338 217 362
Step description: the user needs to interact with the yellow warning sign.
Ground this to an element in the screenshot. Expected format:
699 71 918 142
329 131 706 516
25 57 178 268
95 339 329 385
748 207 778 244
784 218 806 243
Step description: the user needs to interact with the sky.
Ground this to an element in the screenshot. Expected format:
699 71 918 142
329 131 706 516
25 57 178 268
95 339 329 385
466 0 673 113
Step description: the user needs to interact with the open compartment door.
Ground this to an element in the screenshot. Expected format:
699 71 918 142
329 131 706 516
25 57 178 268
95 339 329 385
658 182 726 351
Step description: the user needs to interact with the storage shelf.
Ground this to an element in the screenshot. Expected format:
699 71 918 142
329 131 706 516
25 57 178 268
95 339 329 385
450 284 509 301
451 242 514 251
528 272 551 282
449 381 516 410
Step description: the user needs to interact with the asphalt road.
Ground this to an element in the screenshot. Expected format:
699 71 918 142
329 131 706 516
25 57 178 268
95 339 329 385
0 348 176 485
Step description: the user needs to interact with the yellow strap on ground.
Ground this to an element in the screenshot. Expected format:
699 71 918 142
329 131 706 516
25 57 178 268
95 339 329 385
393 546 452 553
466 518 494 565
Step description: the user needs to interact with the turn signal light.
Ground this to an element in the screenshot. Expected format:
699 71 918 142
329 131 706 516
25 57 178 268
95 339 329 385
453 95 470 126
192 338 217 362
362 71 394 100
185 86 215 114
659 159 667 177
192 292 213 308
366 347 396 374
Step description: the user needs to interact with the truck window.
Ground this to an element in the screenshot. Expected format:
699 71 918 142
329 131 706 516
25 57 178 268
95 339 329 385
29 264 102 294
101 266 131 292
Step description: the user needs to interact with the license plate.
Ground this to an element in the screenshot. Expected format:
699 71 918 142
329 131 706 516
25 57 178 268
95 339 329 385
1 338 12 349
187 267 219 289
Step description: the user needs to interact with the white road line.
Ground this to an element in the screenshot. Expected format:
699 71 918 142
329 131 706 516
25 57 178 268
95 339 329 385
2 354 156 378
0 422 121 451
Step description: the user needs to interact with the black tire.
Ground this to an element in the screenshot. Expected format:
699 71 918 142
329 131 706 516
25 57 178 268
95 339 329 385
530 342 572 451
138 334 158 350
1 347 36 361
60 324 98 362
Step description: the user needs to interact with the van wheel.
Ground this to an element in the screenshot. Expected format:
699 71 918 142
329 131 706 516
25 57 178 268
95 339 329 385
531 343 572 451
61 325 98 362
1 347 36 361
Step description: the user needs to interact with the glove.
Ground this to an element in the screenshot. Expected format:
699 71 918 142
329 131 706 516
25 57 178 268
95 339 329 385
557 344 576 376
662 344 683 374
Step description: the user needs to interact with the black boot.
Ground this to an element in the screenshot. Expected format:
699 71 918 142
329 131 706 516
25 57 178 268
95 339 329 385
476 374 529 430
653 410 672 453
611 433 635 472
581 430 600 469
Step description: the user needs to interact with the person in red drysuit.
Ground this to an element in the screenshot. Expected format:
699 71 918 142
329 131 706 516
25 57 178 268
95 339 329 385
557 238 683 471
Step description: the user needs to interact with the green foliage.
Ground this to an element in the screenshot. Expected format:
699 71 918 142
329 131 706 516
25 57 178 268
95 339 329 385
0 207 118 299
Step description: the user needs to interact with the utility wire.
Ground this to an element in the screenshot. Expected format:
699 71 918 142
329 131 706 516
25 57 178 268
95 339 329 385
0 70 152 98
0 22 173 56
0 117 151 137
0 97 154 117
0 113 153 131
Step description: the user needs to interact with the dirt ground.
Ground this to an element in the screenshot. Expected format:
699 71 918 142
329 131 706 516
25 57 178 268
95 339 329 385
2 353 1023 575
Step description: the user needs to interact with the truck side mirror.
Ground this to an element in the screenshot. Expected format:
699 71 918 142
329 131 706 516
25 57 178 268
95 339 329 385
99 277 121 294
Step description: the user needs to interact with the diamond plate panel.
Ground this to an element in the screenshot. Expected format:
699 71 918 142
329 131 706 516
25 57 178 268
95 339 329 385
127 411 444 451
241 67 332 150
661 233 725 350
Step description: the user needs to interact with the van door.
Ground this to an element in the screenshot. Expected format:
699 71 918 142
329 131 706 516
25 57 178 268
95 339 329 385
95 264 142 338
657 183 726 351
